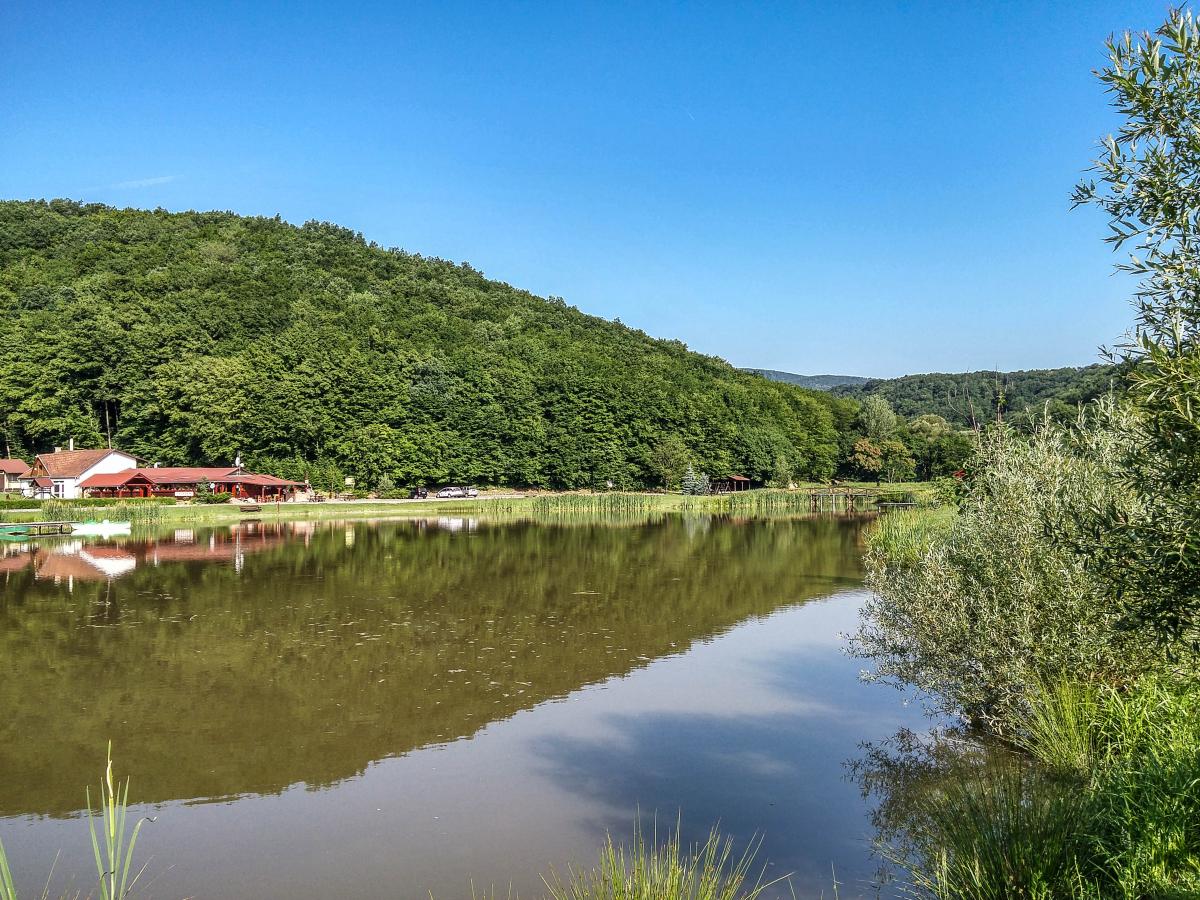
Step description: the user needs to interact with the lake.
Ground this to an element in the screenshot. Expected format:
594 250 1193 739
0 513 929 898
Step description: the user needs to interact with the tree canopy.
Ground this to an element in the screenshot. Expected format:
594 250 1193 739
831 365 1117 428
0 200 857 489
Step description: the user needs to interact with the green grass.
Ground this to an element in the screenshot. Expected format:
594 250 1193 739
907 766 1088 900
864 506 956 569
542 824 785 900
1 499 169 525
900 675 1200 899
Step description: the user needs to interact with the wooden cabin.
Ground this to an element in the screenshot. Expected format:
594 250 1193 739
712 474 753 493
79 467 303 500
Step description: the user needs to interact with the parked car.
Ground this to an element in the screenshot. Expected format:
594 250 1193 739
436 486 466 499
465 487 479 497
409 487 429 499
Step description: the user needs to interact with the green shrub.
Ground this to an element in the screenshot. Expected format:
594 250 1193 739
192 492 232 505
852 403 1156 735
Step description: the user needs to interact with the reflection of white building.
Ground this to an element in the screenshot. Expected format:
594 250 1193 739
34 541 138 583
436 517 478 533
20 448 138 500
79 547 138 578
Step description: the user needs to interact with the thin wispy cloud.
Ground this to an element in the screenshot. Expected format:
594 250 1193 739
97 174 179 190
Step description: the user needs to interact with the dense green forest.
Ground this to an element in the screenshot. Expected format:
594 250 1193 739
0 200 865 490
827 364 1117 427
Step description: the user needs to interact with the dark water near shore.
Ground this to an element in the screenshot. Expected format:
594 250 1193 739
0 514 927 898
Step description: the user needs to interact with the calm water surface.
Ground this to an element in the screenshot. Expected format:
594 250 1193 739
0 514 928 898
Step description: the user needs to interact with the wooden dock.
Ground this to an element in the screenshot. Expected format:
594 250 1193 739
801 487 880 511
0 521 75 536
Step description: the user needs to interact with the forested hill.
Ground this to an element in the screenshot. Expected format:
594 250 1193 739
740 369 869 390
830 364 1118 427
0 200 858 489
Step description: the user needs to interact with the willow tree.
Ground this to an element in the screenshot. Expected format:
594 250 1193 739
1073 8 1200 643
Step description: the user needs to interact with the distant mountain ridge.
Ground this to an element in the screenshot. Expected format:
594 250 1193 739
748 364 1119 427
743 370 870 390
832 364 1118 427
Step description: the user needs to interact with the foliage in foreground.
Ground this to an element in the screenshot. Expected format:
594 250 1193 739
0 747 148 900
542 825 780 900
876 676 1200 900
851 403 1156 734
1070 7 1200 643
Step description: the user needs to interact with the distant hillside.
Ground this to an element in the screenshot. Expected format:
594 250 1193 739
831 365 1120 427
744 369 870 391
0 200 858 488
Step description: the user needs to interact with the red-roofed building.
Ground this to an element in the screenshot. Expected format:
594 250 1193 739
0 459 29 493
80 467 303 500
19 448 138 499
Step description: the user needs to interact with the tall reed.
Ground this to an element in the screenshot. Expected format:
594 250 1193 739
39 500 164 525
87 745 150 900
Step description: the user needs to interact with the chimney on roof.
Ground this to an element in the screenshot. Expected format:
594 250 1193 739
53 446 62 454
68 438 74 452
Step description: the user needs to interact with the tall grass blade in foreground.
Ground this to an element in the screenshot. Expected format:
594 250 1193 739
542 824 784 900
0 838 16 900
87 745 150 900
0 839 62 900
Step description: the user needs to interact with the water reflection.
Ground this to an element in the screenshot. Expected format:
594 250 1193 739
0 514 926 899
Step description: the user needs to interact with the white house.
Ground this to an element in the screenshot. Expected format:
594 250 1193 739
20 448 138 500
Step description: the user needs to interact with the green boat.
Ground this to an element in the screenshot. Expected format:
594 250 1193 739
0 521 75 538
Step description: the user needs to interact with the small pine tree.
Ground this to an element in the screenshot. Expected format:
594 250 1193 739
681 466 710 495
681 466 699 494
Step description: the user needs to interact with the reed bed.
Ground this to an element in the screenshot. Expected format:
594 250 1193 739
542 825 784 900
528 493 666 514
38 500 166 525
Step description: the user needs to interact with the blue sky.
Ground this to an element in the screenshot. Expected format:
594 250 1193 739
0 1 1171 377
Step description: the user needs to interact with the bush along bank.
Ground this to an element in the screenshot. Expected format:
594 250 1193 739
848 13 1200 896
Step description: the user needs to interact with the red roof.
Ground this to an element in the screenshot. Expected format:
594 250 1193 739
0 459 28 476
140 467 239 485
78 471 148 489
78 467 301 491
220 473 303 486
32 449 135 478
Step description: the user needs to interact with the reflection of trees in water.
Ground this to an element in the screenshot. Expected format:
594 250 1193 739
847 726 1023 891
0 515 867 818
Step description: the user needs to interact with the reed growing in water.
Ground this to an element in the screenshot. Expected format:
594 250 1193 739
542 825 783 900
0 746 149 900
